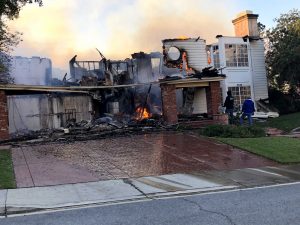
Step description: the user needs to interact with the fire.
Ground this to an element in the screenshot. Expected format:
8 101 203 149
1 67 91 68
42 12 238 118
136 107 151 120
177 35 189 40
181 52 194 72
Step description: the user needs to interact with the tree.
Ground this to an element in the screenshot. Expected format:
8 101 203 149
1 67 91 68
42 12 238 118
0 0 42 18
265 9 300 94
257 22 266 37
0 0 42 84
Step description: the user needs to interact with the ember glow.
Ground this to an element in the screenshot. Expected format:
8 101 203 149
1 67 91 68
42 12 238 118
182 52 194 72
136 107 152 120
177 35 189 40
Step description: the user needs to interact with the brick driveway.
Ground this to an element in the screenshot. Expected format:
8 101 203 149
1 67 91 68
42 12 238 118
12 132 277 188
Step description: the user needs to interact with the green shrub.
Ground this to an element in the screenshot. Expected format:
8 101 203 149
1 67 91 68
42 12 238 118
201 125 266 138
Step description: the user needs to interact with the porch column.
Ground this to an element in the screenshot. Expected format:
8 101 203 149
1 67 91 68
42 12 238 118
206 81 221 117
160 84 178 124
0 91 9 140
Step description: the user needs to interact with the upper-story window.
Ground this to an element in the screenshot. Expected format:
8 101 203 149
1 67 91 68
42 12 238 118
212 45 220 68
225 44 248 67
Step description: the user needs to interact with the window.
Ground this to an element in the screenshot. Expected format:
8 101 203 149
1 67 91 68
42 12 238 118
228 86 251 110
212 45 220 68
65 109 76 121
225 44 248 67
151 58 161 76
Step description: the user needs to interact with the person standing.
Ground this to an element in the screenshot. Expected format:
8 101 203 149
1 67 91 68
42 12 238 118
240 96 255 126
223 90 234 124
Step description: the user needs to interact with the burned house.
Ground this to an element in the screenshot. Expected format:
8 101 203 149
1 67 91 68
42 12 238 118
162 37 212 115
160 10 273 121
160 38 226 124
0 10 271 141
69 51 164 120
67 43 226 126
0 39 226 140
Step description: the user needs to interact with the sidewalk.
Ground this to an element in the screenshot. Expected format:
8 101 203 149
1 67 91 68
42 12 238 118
1 164 300 216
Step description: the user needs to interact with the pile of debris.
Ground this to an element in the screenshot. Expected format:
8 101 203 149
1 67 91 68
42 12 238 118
5 113 177 146
63 112 165 133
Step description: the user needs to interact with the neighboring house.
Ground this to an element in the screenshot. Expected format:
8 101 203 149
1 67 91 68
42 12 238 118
208 10 269 109
10 56 52 86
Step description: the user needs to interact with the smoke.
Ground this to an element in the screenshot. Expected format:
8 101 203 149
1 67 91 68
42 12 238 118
105 0 234 57
9 0 236 70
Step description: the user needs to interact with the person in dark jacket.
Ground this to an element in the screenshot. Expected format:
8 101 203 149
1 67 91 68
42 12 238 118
240 96 255 125
223 90 234 124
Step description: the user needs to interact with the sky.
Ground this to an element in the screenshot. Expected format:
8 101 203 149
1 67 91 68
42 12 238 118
8 0 300 77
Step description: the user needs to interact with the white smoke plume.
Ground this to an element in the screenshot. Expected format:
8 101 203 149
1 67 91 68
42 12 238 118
9 0 237 70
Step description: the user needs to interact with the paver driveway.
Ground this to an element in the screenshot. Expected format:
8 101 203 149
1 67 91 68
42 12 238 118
12 132 278 188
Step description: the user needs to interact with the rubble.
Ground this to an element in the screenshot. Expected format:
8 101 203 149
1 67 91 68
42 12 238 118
1 113 177 146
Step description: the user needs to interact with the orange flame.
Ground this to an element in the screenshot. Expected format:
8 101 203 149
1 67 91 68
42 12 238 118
182 52 193 72
136 107 151 120
177 35 189 40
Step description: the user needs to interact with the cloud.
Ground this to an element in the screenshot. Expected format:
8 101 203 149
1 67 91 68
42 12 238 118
9 0 236 70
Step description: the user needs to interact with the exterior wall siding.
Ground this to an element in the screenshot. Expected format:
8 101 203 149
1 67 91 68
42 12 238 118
8 96 41 133
249 40 269 101
216 37 253 102
8 94 92 134
10 56 52 85
163 39 208 71
212 37 268 106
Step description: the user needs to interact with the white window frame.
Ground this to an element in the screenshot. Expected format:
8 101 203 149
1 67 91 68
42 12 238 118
212 45 220 68
225 44 249 67
228 85 251 110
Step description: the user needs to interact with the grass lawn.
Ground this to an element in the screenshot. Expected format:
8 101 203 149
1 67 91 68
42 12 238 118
256 112 300 132
217 137 300 164
0 150 16 189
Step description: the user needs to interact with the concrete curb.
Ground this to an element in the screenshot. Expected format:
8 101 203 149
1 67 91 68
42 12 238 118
1 173 238 216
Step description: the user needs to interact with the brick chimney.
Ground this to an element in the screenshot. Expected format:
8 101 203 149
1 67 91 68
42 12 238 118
232 10 259 37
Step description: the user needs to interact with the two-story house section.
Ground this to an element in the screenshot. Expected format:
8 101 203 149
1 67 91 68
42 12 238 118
208 11 269 110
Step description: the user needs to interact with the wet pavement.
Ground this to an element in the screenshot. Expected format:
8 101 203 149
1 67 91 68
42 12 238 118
12 132 278 188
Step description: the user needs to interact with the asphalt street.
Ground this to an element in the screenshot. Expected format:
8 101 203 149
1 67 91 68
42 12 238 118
1 182 300 225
